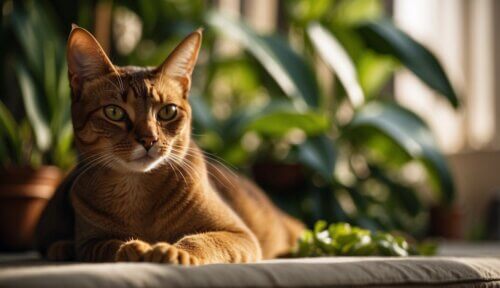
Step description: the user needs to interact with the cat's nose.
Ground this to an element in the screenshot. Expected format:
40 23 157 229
136 136 158 151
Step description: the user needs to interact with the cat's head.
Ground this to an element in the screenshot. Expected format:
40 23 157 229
67 25 202 173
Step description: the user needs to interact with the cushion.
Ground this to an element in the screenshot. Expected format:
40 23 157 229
0 254 499 287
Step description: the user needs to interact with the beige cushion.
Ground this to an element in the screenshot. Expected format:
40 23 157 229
0 256 499 287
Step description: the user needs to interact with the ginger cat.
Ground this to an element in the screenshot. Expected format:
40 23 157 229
36 26 304 265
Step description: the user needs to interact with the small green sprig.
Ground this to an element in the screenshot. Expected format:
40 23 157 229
294 221 435 257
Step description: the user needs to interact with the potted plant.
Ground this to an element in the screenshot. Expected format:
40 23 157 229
114 0 457 235
187 1 458 235
0 3 75 251
0 0 460 246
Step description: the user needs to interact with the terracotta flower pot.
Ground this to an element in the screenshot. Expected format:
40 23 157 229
0 166 63 251
429 204 463 239
252 162 306 194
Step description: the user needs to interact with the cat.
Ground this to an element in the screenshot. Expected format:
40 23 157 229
35 25 304 265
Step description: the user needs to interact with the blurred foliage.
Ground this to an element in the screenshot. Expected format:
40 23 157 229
1 1 74 169
294 220 437 257
0 0 459 238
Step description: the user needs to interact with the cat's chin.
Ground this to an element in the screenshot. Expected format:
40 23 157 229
121 156 166 173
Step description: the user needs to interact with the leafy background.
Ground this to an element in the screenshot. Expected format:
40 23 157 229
0 0 459 239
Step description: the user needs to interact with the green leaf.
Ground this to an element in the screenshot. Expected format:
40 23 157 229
246 111 329 137
206 11 319 110
221 101 292 142
11 8 43 77
297 135 336 181
286 0 333 25
307 23 365 107
294 221 426 257
0 101 21 162
356 19 459 108
0 101 19 147
333 0 383 26
357 51 397 98
190 94 219 132
44 40 58 120
55 64 72 136
52 122 75 169
349 101 454 203
223 100 308 141
15 63 52 152
314 220 328 234
369 166 423 217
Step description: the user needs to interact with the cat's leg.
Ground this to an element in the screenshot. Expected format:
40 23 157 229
141 230 260 265
113 240 199 265
175 230 261 264
114 231 261 265
115 239 153 262
77 238 125 262
141 242 199 265
46 240 75 261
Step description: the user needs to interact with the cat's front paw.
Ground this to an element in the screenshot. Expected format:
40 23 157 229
115 239 152 262
143 242 199 266
47 240 75 261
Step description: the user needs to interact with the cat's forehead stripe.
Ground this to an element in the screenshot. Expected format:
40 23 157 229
121 87 128 102
148 85 158 101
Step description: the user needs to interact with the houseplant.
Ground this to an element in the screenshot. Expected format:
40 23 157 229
0 0 459 246
200 1 457 237
108 0 458 237
0 2 75 250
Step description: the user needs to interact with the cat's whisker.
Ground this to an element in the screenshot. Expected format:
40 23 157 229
76 152 115 177
207 162 237 191
76 153 108 172
168 152 198 182
171 145 237 186
174 144 239 173
115 73 125 93
168 148 233 190
172 160 188 186
102 75 123 94
166 160 180 182
78 156 109 176
100 156 116 171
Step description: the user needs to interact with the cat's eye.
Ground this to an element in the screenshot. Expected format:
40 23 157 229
158 104 178 121
104 105 126 121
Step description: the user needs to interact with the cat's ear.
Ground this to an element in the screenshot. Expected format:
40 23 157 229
155 29 202 97
67 24 117 95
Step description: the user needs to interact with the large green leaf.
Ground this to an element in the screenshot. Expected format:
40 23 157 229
205 11 319 110
356 19 459 108
368 165 423 217
307 23 365 107
0 101 19 147
15 63 52 152
52 122 75 169
332 0 383 26
286 0 332 25
190 94 219 132
222 100 299 141
11 9 43 77
297 135 337 182
54 63 71 136
348 101 454 203
0 101 21 162
357 51 397 98
246 111 329 137
43 40 57 117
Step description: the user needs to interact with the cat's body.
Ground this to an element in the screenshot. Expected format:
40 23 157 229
36 26 304 265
